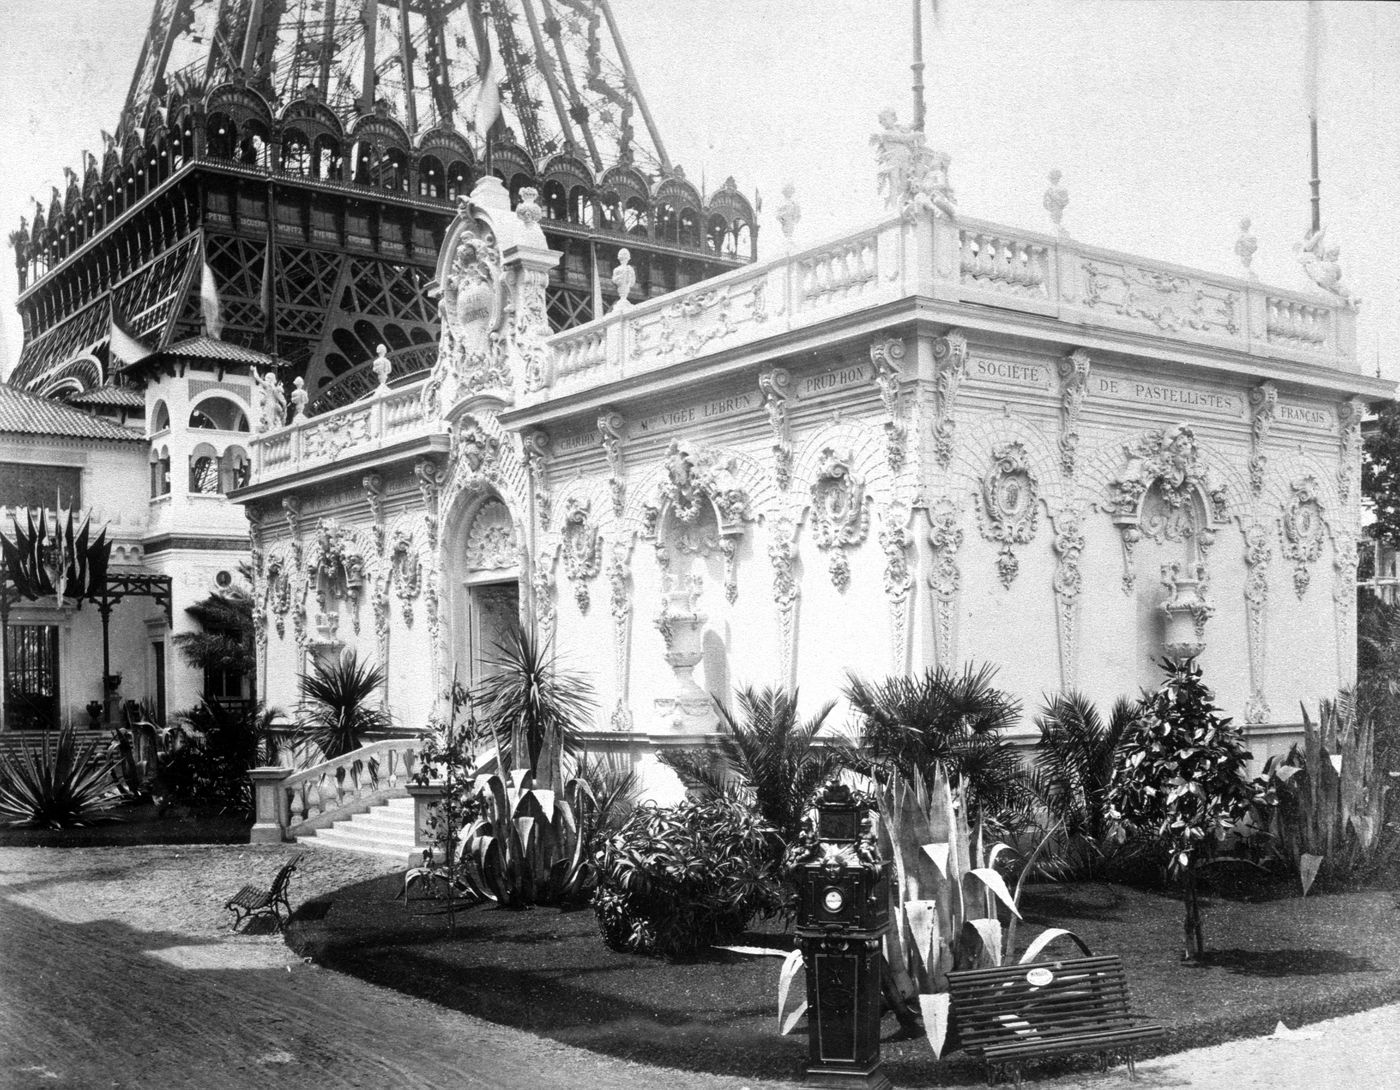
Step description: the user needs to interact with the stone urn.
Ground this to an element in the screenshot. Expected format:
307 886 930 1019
653 577 715 732
1160 562 1214 660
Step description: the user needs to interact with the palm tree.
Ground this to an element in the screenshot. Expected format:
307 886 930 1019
477 624 594 791
1031 692 1140 875
661 686 839 849
843 663 1028 827
295 650 392 760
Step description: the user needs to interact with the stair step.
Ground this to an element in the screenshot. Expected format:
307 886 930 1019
296 797 420 859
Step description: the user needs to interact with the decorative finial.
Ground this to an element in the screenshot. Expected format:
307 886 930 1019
515 186 544 230
1295 226 1360 308
775 183 801 250
1234 217 1258 280
1043 169 1069 236
372 344 392 389
611 248 636 313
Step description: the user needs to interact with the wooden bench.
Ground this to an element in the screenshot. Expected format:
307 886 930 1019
947 955 1163 1088
224 855 302 931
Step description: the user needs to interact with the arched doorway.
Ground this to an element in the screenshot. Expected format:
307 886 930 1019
451 494 523 689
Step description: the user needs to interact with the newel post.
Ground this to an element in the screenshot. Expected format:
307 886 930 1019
407 782 448 866
249 766 293 844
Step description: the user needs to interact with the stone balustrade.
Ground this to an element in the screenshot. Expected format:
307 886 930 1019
248 736 421 842
249 381 444 485
529 211 1357 404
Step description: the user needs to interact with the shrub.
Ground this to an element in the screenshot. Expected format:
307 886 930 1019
661 685 839 853
169 700 280 818
593 798 784 959
1107 660 1263 960
843 663 1031 831
0 726 117 828
295 650 392 760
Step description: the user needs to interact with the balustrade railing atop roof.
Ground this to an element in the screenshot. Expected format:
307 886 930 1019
246 209 1359 488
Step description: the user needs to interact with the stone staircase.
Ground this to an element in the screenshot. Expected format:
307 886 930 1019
296 795 417 860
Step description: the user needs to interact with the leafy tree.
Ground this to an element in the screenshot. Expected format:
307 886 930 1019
1363 401 1400 548
1107 660 1263 960
661 685 839 852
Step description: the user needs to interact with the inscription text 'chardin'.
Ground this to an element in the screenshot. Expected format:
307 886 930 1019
556 430 602 454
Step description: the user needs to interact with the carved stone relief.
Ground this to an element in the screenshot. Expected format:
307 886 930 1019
463 498 519 573
389 528 423 626
1279 476 1326 597
559 497 603 612
1248 381 1277 496
1333 533 1359 685
977 442 1040 587
870 336 907 471
768 516 801 688
1241 522 1272 725
927 498 963 668
1338 397 1366 505
521 429 551 527
878 506 914 672
1050 509 1086 690
810 448 871 591
646 441 753 603
759 367 794 489
608 536 636 731
421 213 508 418
532 546 558 650
1057 349 1091 475
599 410 627 517
414 457 445 549
362 472 385 549
932 330 968 468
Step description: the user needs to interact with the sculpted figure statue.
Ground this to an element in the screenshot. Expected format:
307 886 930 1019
1296 227 1360 307
611 248 636 313
1043 169 1069 235
775 183 801 249
872 108 955 219
1234 217 1258 279
372 344 392 388
260 369 287 430
290 376 308 422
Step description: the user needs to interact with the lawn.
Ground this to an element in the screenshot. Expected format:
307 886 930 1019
0 801 250 848
286 873 1400 1086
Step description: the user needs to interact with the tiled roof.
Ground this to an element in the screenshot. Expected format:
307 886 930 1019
67 386 146 408
0 382 145 442
156 336 277 365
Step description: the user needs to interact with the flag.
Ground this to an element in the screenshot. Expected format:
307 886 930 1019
590 244 603 319
259 243 274 320
201 257 223 339
108 298 151 367
474 37 503 138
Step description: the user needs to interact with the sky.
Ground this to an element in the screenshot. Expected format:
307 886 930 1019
1 0 1398 382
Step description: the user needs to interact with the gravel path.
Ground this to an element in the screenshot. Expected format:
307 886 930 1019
0 844 787 1090
1 842 1396 1090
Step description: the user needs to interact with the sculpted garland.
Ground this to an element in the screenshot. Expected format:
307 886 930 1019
559 497 603 612
869 337 907 471
1279 477 1326 597
977 442 1040 588
810 447 871 592
1241 522 1272 725
759 366 794 490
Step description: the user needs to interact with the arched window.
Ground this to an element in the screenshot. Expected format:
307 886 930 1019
150 400 170 433
570 186 595 227
221 446 251 492
207 113 236 159
379 147 408 192
678 208 700 248
313 135 342 180
445 159 471 201
654 202 678 244
418 154 445 198
150 446 171 497
188 396 249 432
734 220 751 258
705 213 728 254
624 196 649 236
281 129 311 176
541 181 568 221
189 443 222 494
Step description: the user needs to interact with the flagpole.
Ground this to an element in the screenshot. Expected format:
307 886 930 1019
912 0 926 132
1306 0 1322 232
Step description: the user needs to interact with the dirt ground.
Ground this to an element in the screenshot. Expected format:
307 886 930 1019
1 842 1397 1090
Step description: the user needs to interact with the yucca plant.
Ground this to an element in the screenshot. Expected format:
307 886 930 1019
776 766 1085 1055
843 663 1032 833
1030 692 1142 877
0 726 118 828
573 752 644 859
1260 695 1398 893
295 650 393 760
661 686 839 853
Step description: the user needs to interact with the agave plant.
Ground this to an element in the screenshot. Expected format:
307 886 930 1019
0 726 118 828
295 650 393 760
777 765 1084 1055
1260 695 1398 894
661 686 839 852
